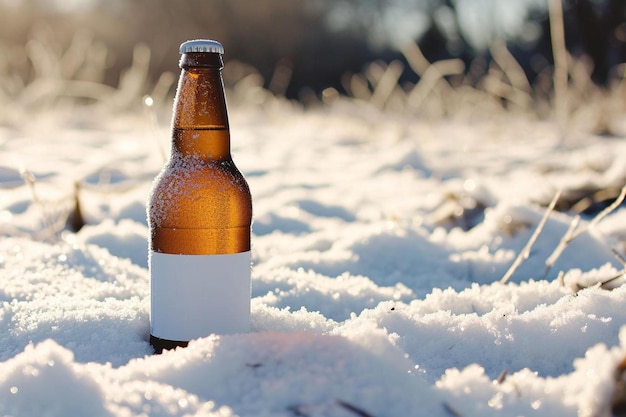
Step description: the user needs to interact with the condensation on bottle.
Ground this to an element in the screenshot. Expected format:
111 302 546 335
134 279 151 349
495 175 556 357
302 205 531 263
147 39 253 354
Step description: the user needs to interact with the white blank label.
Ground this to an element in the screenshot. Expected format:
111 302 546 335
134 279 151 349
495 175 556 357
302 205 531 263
150 251 251 341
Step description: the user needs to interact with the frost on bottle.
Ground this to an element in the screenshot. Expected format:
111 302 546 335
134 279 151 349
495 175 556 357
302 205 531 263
148 40 252 353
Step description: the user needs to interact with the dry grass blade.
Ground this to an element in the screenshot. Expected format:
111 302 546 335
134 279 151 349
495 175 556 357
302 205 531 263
20 168 57 240
370 60 404 109
401 41 431 76
401 41 466 114
600 270 626 289
442 401 463 417
548 0 569 138
542 214 580 278
567 267 625 293
612 248 626 266
500 190 561 284
348 73 372 101
482 75 532 109
490 42 531 94
335 400 376 417
268 58 293 97
572 185 626 239
365 61 386 87
486 42 533 109
407 59 465 110
496 369 508 384
543 185 626 280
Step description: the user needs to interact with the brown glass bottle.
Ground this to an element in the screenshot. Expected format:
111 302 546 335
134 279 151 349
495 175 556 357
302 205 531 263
148 40 252 353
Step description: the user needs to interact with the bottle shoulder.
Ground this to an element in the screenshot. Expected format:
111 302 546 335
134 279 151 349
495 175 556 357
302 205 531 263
148 157 252 228
154 157 249 190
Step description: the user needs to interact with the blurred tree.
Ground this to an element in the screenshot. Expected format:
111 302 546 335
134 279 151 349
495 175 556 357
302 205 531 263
0 0 624 98
407 0 625 87
566 0 626 85
68 0 377 97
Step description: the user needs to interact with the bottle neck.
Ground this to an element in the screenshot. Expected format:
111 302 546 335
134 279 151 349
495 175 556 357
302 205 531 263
171 53 230 160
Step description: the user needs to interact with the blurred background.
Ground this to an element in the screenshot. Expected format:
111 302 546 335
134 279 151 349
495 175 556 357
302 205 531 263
0 0 625 126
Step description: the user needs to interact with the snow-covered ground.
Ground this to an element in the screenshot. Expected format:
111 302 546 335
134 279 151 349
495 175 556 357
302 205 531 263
0 96 625 416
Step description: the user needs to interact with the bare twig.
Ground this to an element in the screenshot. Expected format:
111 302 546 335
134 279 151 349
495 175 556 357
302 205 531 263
500 190 561 284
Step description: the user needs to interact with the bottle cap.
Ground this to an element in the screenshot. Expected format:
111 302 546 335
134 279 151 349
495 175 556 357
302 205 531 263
179 39 224 55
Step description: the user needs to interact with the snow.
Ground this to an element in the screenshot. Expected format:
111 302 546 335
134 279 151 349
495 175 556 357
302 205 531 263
1 97 626 416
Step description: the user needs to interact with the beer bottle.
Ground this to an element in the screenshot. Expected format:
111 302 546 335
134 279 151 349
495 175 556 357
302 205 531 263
148 39 252 353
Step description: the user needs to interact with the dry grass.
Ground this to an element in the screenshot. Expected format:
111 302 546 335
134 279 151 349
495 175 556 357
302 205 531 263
497 186 626 288
332 38 625 135
500 190 562 285
2 21 625 246
1 19 624 134
0 34 176 127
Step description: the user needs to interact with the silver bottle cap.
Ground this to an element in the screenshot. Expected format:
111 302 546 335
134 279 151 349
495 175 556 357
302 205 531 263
179 39 224 55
